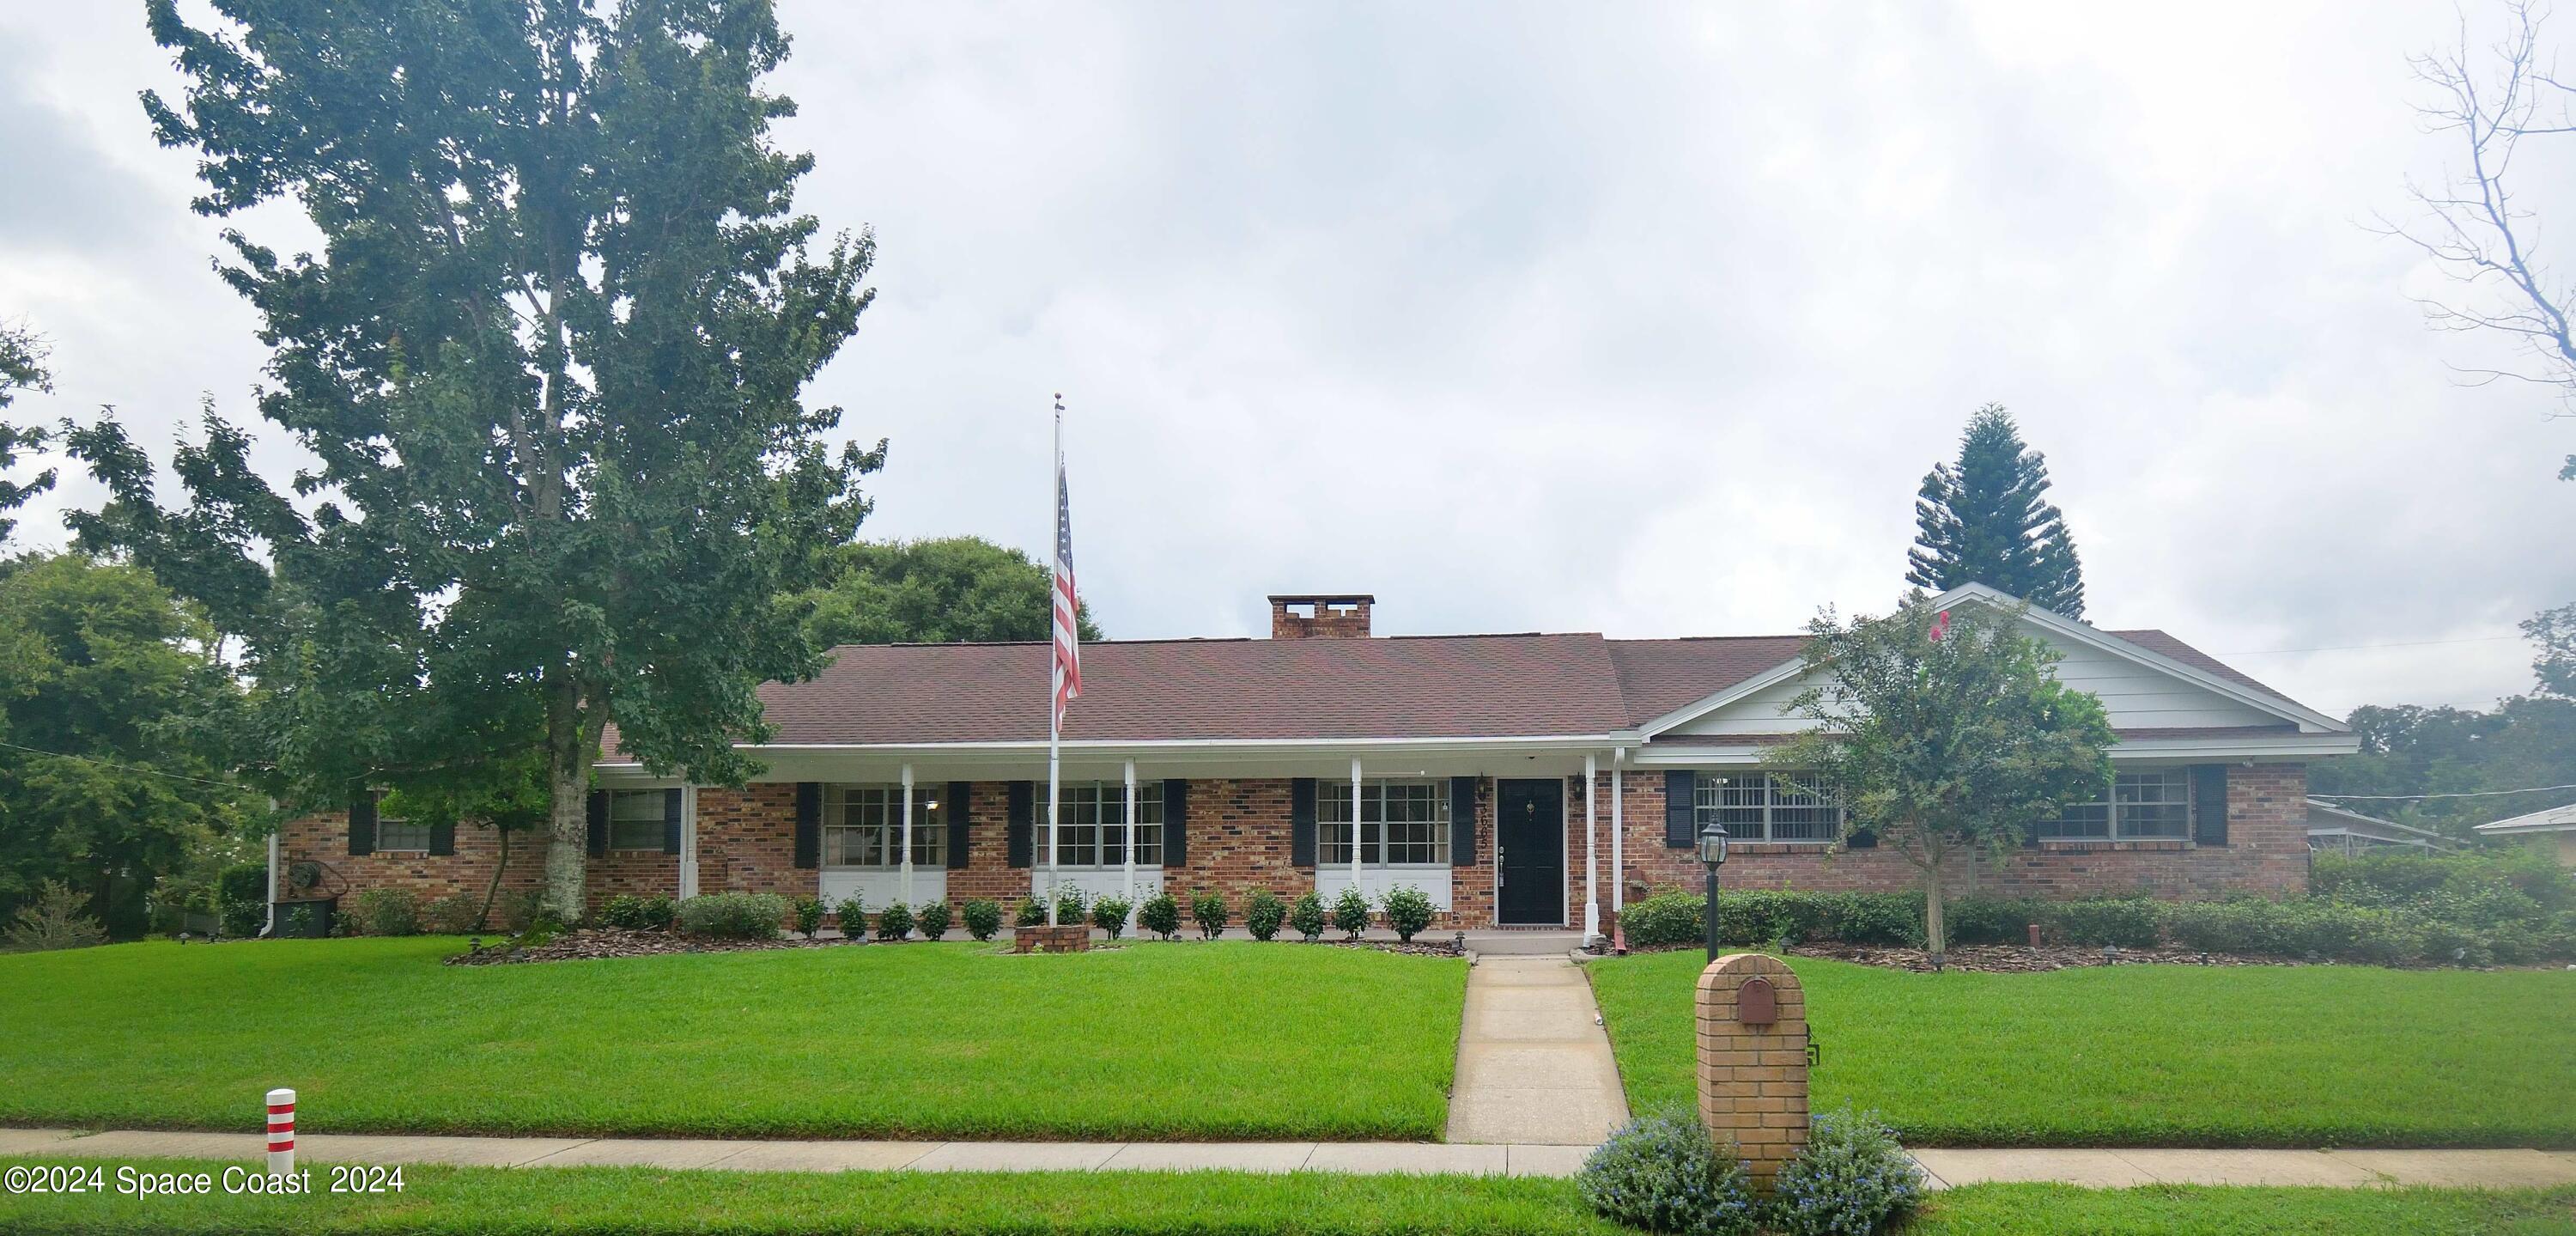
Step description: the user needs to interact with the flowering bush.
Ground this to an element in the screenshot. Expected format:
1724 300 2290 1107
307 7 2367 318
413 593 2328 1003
1769 1106 1923 1236
1577 1111 1761 1236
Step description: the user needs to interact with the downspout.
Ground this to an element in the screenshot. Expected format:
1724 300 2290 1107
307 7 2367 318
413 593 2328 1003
263 825 281 939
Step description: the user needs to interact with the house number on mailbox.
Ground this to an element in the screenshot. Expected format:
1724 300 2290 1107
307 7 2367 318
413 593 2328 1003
1738 976 1777 1026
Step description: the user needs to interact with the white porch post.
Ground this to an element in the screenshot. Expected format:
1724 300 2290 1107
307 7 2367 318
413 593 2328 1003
1583 752 1600 942
1610 748 1626 918
900 764 915 909
1122 758 1138 926
679 786 700 900
1350 757 1364 897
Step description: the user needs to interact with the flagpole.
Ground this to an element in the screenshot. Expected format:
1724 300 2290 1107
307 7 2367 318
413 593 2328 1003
1046 396 1064 928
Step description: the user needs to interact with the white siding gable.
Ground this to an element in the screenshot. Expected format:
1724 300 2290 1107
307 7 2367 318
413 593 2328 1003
1668 628 2280 737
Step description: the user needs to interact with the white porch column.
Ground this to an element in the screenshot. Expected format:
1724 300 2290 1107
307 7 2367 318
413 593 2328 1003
1122 758 1138 924
1583 752 1600 941
1610 748 1626 918
679 786 700 900
1350 757 1364 892
900 764 915 909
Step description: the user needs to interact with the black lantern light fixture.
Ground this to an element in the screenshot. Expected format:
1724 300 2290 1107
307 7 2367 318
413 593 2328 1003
1697 821 1728 963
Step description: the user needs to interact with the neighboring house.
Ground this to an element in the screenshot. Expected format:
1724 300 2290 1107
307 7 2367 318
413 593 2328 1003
276 583 2357 935
2473 802 2576 868
2304 799 2453 856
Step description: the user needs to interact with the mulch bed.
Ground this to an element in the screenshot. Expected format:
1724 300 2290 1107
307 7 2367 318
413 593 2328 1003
1782 941 2298 973
445 928 865 965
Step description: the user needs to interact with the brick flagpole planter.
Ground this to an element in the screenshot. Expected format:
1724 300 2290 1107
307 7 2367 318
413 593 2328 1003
1696 953 1808 1186
1013 924 1091 953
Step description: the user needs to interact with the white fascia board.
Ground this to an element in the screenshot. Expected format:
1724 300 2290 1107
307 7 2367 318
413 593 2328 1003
1636 660 1809 739
1630 730 2359 767
594 732 1643 774
2474 805 2576 834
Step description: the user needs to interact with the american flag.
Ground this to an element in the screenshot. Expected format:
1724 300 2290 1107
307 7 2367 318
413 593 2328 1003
1052 429 1081 733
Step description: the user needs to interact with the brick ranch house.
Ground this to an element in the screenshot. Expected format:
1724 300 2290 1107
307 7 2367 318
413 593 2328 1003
276 583 2358 935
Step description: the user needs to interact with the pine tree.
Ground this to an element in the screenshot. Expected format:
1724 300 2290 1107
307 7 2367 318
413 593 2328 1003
1904 405 2087 618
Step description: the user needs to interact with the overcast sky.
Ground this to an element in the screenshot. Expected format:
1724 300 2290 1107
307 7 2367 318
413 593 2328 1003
3 2 2570 717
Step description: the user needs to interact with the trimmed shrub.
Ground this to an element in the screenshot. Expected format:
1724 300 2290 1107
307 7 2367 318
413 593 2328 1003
216 862 268 938
422 893 482 935
791 896 826 939
1577 1110 1761 1236
599 894 655 931
916 900 953 940
1381 885 1436 943
1053 885 1089 926
1138 892 1182 941
5 883 107 953
961 898 1004 941
1622 890 1705 950
1769 1105 1924 1236
1192 891 1230 940
1244 888 1288 941
1331 886 1372 938
1091 895 1132 940
2039 898 2160 948
1014 896 1047 929
350 888 422 937
1289 890 1327 942
1943 898 2038 947
676 892 787 940
835 893 867 936
876 901 914 941
1817 892 1923 947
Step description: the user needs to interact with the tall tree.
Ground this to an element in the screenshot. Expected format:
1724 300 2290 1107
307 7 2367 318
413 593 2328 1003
71 0 882 919
0 320 53 547
2526 601 2576 699
796 536 1103 648
1770 594 2114 957
1905 405 2087 619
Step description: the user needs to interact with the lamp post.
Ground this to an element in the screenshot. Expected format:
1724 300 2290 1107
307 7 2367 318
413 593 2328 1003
1697 820 1728 963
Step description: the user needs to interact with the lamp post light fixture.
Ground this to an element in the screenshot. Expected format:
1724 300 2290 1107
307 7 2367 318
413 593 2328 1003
1697 820 1728 963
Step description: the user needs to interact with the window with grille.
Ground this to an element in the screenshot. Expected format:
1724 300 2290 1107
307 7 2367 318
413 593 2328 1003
1692 773 1841 843
822 784 946 868
1049 782 1164 868
1318 780 1450 865
605 789 666 851
375 812 433 852
2038 770 2194 841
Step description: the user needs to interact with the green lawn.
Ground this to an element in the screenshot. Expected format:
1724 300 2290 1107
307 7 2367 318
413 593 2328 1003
1588 951 2576 1148
2 1161 2568 1236
0 938 1466 1141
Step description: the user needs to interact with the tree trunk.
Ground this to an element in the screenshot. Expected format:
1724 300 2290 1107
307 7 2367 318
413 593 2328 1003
476 825 510 932
1923 857 1949 958
540 670 590 922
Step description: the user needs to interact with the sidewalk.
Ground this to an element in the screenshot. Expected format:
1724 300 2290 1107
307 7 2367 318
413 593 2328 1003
9 1128 2575 1188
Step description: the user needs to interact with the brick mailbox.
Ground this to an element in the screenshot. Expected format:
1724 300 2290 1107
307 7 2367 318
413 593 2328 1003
1012 924 1091 953
1696 952 1808 1185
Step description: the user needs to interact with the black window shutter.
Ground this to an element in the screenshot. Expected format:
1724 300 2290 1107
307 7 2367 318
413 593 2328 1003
662 788 684 855
1662 770 1696 848
1846 827 1876 849
1006 781 1034 868
947 782 972 869
428 819 456 857
348 791 377 856
1163 779 1188 868
1290 777 1317 867
1449 776 1477 867
586 791 609 857
792 782 821 869
2191 764 2230 846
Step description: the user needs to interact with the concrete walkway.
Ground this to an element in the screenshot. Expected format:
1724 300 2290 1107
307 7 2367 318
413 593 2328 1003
1443 954 1631 1145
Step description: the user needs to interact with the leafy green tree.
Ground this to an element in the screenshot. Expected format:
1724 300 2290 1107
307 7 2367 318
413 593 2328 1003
70 0 882 919
2526 601 2576 699
1905 405 2087 618
797 536 1101 647
0 320 53 547
0 554 254 937
1771 594 2114 956
2311 610 2576 838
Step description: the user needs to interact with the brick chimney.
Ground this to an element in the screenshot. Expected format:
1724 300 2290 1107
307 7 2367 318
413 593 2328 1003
1269 594 1374 640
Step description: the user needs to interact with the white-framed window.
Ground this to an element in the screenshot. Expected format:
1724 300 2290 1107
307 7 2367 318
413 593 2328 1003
1054 782 1164 868
2039 770 2193 841
1319 779 1451 866
1693 773 1841 843
606 789 667 851
375 808 433 852
822 784 946 868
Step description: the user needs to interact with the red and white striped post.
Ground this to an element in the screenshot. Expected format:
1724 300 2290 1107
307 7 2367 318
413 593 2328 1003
264 1087 295 1176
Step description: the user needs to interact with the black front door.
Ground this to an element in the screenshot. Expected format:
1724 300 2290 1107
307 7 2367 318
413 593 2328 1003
1495 778 1564 925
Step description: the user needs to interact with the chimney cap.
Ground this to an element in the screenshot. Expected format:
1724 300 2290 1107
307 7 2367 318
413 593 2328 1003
1267 593 1376 605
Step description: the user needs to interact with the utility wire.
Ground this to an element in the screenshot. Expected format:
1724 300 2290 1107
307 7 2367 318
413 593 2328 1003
2310 783 2576 801
0 740 246 790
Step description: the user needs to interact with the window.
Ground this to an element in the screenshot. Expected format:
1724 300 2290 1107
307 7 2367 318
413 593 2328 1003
2039 770 2193 841
1053 782 1163 868
375 805 432 852
821 784 946 868
607 789 667 851
1692 773 1841 843
1318 779 1451 866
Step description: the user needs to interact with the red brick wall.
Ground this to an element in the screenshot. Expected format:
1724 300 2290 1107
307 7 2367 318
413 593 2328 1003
1594 764 2311 920
695 784 815 901
275 810 544 910
946 782 1031 908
